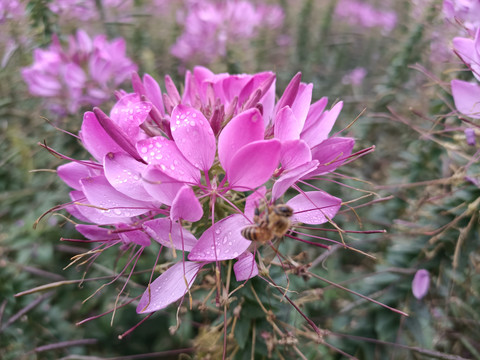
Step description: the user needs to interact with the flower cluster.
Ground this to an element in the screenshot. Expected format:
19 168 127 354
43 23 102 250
22 30 137 116
171 0 284 65
54 67 357 314
335 0 397 33
48 0 133 22
0 0 24 24
443 0 480 35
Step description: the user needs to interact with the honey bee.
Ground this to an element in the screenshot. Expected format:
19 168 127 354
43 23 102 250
241 204 294 244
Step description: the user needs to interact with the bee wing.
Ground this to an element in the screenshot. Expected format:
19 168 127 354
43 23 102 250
259 236 282 264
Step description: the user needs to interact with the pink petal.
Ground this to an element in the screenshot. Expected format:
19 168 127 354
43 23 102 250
69 190 130 225
57 162 96 190
171 185 203 222
234 253 258 281
412 269 430 300
141 165 185 205
170 104 216 171
451 79 480 118
81 175 153 218
136 261 204 313
218 108 264 171
280 139 312 170
109 94 152 140
136 136 201 183
274 106 301 141
275 72 301 113
165 74 181 105
291 82 313 130
272 161 318 201
453 35 480 81
117 226 151 247
80 111 124 162
93 108 145 163
143 218 198 252
188 215 251 261
238 72 276 120
103 152 154 201
244 187 267 221
227 140 281 191
309 137 355 176
76 224 118 240
301 101 343 148
143 73 165 115
288 191 342 224
303 97 328 132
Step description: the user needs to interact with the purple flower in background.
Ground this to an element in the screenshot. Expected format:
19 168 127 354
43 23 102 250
335 0 397 33
51 66 361 314
412 269 430 299
465 128 477 145
171 0 284 65
22 30 137 116
443 0 480 34
342 67 367 86
48 0 133 21
0 0 25 23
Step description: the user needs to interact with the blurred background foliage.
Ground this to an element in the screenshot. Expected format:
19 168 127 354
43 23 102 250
1 0 479 359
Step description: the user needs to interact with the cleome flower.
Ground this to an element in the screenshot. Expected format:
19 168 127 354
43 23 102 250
51 66 362 317
22 29 137 116
171 0 284 65
48 0 134 22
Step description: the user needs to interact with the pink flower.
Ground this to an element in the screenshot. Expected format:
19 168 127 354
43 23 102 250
171 0 284 65
335 0 397 33
342 67 368 86
0 0 25 23
48 0 133 22
443 0 480 34
52 67 360 314
412 269 430 300
22 30 137 116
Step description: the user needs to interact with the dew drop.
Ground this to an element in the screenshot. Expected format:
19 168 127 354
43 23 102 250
141 147 148 153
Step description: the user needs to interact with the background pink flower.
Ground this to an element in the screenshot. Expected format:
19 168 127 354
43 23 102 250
22 30 137 116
